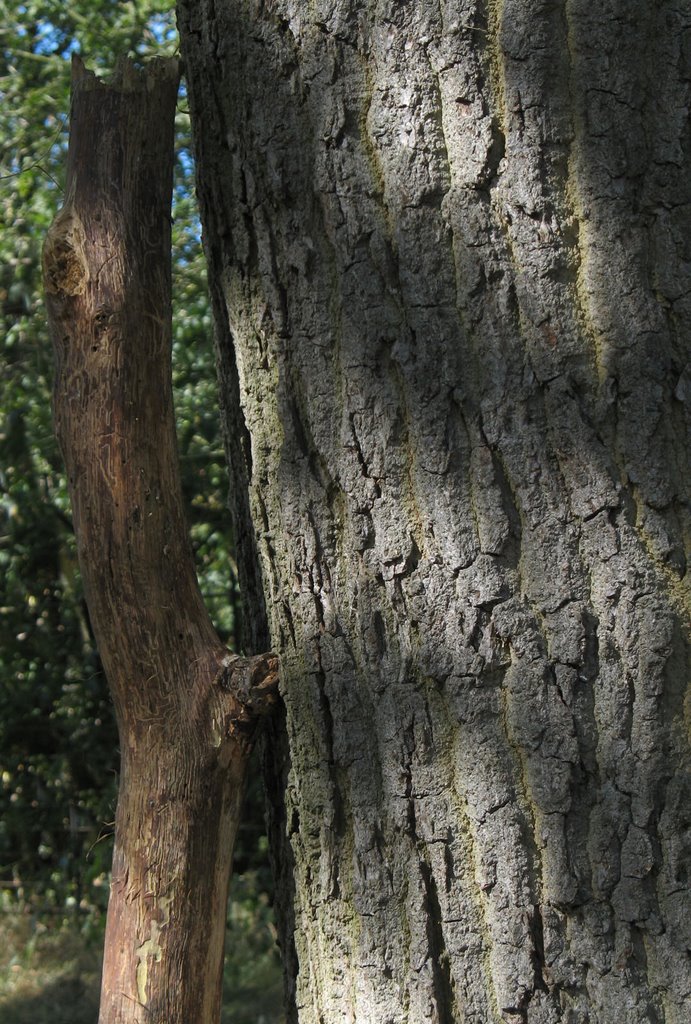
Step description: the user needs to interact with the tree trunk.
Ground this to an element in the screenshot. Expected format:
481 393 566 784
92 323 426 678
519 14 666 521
179 2 690 1022
43 56 278 1024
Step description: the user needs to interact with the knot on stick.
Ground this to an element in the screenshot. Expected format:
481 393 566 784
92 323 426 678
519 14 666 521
216 652 281 718
43 210 87 297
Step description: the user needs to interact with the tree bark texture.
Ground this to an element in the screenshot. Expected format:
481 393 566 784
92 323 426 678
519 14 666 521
43 57 278 1024
179 2 690 1022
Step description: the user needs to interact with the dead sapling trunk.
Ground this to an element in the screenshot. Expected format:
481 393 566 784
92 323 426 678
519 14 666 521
42 55 279 1024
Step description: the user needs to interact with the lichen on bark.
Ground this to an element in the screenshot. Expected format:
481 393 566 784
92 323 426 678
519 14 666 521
179 2 690 1022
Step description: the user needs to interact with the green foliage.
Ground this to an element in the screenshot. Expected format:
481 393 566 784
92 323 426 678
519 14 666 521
0 1 241 909
0 881 284 1023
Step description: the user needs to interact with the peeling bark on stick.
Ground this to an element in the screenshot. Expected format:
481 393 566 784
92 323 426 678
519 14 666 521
43 56 279 1024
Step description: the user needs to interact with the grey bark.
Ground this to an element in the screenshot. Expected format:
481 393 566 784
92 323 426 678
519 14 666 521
178 2 690 1022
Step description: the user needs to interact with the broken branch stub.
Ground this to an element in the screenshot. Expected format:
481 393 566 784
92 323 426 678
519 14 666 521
43 56 279 1024
43 52 278 736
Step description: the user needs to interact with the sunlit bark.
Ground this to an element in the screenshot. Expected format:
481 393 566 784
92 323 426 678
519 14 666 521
180 2 690 1021
44 56 278 1024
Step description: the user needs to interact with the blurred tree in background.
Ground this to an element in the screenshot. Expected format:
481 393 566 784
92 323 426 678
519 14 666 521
0 0 247 914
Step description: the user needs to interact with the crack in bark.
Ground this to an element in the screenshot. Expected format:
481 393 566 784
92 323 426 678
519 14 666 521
420 859 457 1024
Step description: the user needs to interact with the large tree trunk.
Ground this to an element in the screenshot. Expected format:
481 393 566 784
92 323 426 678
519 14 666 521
179 2 690 1022
43 57 278 1024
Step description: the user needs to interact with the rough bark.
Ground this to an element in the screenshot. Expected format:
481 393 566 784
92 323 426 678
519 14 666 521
179 2 690 1022
43 56 278 1024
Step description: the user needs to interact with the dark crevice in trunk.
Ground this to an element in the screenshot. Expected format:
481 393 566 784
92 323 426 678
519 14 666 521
420 858 457 1024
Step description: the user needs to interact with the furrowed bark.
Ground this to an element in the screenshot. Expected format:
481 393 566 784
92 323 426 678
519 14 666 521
42 56 279 1024
179 3 690 1023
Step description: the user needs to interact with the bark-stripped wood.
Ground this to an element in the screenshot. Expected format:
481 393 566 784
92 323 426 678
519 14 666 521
179 2 690 1023
43 56 279 1024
